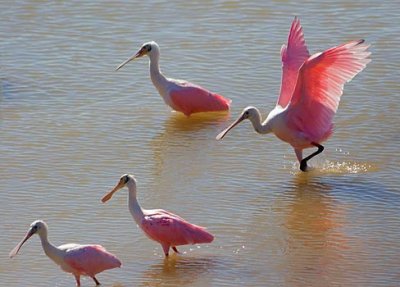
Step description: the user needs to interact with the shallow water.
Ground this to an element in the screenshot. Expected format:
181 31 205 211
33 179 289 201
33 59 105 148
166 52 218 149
1 1 399 286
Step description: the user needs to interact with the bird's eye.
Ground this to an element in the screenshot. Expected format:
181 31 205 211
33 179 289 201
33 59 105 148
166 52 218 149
147 45 152 52
124 176 129 184
245 111 249 116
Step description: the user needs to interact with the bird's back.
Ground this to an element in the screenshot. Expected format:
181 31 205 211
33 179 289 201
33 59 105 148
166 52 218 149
63 245 121 277
168 79 231 116
141 209 214 246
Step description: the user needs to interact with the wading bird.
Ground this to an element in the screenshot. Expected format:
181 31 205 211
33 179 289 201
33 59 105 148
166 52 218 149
9 220 121 286
217 17 371 171
116 41 231 116
102 174 214 257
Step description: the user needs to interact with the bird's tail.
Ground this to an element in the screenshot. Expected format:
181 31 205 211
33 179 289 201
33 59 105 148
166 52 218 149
208 93 231 112
186 225 214 244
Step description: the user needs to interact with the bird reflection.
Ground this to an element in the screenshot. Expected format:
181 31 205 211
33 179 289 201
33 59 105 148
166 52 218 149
140 255 217 287
283 173 349 286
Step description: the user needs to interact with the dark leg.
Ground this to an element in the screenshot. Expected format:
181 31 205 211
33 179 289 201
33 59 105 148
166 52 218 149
74 275 81 287
92 276 100 286
162 243 170 257
300 142 324 172
172 246 180 254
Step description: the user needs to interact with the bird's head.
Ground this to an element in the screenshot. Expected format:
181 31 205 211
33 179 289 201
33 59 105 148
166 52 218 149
29 220 48 236
216 106 258 140
9 220 48 258
101 174 136 203
116 41 160 71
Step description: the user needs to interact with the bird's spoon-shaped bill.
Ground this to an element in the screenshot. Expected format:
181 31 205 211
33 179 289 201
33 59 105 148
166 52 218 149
9 229 34 258
116 47 146 71
116 54 137 71
216 114 246 140
101 180 124 203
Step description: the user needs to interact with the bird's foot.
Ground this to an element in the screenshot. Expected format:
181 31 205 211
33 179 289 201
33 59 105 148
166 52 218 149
92 276 101 286
300 161 308 172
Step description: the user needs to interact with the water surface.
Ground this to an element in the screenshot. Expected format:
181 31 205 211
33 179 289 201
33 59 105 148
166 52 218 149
1 1 399 286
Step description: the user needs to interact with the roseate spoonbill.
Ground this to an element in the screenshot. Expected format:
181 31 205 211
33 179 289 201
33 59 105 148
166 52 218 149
9 220 121 286
116 41 231 116
217 17 371 171
101 174 214 257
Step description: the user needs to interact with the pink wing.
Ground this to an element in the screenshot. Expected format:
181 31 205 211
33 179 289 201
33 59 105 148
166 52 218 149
141 210 214 246
286 39 371 142
169 81 231 116
277 17 310 108
64 245 121 277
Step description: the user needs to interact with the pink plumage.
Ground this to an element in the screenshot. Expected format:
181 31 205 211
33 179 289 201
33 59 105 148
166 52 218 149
169 80 231 116
287 39 371 145
102 174 214 257
278 16 310 108
64 245 121 278
141 210 214 254
217 17 371 171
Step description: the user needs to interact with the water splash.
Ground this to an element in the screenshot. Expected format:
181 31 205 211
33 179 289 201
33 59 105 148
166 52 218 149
289 160 377 175
320 160 377 174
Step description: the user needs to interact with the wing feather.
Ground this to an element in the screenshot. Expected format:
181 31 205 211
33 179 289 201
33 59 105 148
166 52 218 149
277 17 310 108
64 245 121 276
169 80 231 116
141 211 213 246
286 39 371 142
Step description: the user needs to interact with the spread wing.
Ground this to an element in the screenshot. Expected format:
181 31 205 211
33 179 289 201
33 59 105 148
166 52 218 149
286 40 371 142
277 17 310 108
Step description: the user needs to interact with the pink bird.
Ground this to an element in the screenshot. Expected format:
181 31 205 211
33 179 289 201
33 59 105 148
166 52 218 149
217 17 371 171
101 174 214 257
116 41 231 116
9 220 121 286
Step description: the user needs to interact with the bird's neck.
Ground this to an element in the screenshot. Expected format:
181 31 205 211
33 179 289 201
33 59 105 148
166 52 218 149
39 232 64 266
148 53 168 95
127 182 145 226
249 109 273 134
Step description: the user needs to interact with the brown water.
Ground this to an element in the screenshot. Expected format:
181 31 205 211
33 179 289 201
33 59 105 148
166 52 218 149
1 1 399 286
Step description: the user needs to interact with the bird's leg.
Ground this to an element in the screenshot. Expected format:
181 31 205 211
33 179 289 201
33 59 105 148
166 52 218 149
172 246 180 254
92 276 100 286
294 149 303 163
74 275 81 287
162 243 170 257
300 142 324 172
